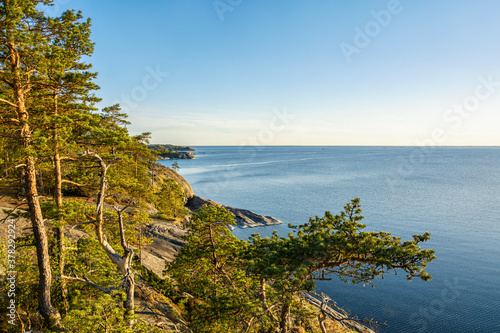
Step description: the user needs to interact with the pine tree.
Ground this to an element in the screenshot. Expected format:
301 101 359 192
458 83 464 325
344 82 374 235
167 204 258 332
41 9 99 315
247 198 436 332
0 0 63 324
0 1 103 325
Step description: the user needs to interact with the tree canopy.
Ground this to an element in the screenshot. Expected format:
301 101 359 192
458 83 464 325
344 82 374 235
166 201 435 333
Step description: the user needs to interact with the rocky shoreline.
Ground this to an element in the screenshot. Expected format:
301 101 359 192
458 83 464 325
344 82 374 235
185 195 282 228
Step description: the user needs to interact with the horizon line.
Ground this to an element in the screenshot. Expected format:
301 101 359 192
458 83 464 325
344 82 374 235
151 144 500 148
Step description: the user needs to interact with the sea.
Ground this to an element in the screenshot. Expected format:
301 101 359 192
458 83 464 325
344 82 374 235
159 146 500 333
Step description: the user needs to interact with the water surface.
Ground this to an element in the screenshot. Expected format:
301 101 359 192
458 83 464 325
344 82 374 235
161 146 500 332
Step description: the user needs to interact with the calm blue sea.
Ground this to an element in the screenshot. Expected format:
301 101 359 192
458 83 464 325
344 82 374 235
160 146 500 333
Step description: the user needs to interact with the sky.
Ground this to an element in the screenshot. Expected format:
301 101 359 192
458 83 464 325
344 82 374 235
45 0 500 146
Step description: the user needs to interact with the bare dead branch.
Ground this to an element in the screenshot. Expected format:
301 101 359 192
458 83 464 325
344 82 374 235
300 292 386 332
0 117 20 125
0 97 18 108
61 179 90 188
1 203 26 223
59 157 79 162
57 272 115 294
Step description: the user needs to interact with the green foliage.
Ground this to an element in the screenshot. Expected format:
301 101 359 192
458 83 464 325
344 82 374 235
101 208 153 260
246 199 435 330
70 236 122 289
248 199 435 285
155 179 188 220
164 200 436 332
167 205 259 332
41 199 86 226
87 104 132 155
148 144 195 159
61 291 160 333
140 269 176 297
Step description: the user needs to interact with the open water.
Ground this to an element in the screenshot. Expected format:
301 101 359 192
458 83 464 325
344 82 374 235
161 146 500 333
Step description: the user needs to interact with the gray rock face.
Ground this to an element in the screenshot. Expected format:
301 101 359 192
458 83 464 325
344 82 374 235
141 221 187 278
224 206 282 229
184 195 218 211
186 195 282 229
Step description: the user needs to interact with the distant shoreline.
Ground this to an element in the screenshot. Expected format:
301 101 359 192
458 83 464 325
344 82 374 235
148 144 196 159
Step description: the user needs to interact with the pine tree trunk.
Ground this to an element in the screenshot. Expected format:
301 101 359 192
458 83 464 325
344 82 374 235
56 225 69 314
53 95 69 314
135 154 138 178
124 274 135 315
90 152 136 320
279 301 291 333
37 168 45 196
18 168 26 196
117 207 135 319
139 224 143 267
54 165 69 315
13 65 61 325
25 156 61 325
54 151 63 209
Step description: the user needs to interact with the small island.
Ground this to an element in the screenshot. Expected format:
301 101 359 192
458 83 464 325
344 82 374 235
148 144 196 159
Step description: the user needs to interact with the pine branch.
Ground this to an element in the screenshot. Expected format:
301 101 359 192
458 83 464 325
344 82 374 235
70 220 97 229
15 243 36 249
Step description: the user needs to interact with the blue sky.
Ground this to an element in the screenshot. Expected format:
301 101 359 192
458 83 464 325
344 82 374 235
47 0 500 145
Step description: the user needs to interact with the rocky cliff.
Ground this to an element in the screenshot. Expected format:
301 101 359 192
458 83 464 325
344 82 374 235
151 163 195 199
